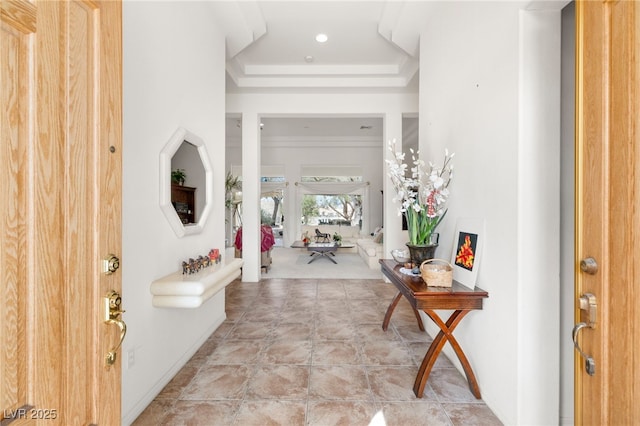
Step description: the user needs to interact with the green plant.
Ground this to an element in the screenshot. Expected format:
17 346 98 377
301 195 320 224
171 168 186 184
260 210 275 225
225 171 242 209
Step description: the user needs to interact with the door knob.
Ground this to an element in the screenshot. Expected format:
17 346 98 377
578 292 597 328
580 257 598 275
103 290 127 368
572 322 595 376
573 292 598 376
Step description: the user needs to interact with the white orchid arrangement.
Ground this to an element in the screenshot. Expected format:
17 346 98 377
385 139 454 245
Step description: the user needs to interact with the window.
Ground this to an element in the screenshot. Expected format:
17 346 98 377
299 166 364 228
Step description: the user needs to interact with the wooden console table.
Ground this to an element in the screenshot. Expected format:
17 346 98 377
379 259 488 399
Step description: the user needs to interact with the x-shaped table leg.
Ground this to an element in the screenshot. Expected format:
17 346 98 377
382 291 425 332
413 309 481 399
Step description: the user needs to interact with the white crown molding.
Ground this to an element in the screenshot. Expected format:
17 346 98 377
230 74 414 89
242 63 401 76
226 135 383 149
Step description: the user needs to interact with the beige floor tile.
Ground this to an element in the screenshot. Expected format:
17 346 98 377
271 322 313 340
428 369 480 403
442 402 503 425
406 341 456 369
360 340 415 366
378 401 453 425
245 365 310 399
350 309 387 325
356 323 402 342
312 340 361 365
394 323 433 343
181 364 252 400
344 282 380 299
133 278 500 426
261 339 312 365
286 282 318 298
369 282 400 299
233 400 306 426
226 321 273 340
206 339 265 365
131 399 174 426
317 283 348 299
314 320 357 341
307 400 379 426
368 366 437 402
308 365 372 400
241 307 282 323
164 400 240 426
279 307 316 323
156 366 199 399
208 321 234 338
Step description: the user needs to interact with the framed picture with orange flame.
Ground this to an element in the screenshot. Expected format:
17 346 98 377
450 218 485 289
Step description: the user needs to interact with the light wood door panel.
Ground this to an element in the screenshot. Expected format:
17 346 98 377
1 0 122 423
0 0 33 416
575 0 639 423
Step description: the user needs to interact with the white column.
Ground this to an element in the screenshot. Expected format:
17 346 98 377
383 112 404 257
517 9 561 424
241 112 261 282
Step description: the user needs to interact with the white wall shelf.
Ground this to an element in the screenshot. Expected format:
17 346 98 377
150 258 243 308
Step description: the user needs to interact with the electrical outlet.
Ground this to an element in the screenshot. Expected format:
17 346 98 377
127 349 135 368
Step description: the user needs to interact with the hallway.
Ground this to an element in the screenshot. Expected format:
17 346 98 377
133 278 501 425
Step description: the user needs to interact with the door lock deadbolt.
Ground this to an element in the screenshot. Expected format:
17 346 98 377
103 254 120 275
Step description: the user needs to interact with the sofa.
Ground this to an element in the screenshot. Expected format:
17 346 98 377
356 228 384 269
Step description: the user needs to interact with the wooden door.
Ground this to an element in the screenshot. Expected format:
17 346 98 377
1 0 122 424
575 0 640 424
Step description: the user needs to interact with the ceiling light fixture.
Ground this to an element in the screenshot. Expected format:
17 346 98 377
315 33 328 43
304 55 314 63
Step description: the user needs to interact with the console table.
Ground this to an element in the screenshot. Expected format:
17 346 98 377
379 259 488 399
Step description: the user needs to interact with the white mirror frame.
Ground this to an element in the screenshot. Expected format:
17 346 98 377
160 127 213 237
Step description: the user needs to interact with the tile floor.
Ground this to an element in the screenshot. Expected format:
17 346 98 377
133 278 502 425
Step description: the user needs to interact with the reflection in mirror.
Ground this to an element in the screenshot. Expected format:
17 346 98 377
160 128 212 237
171 142 206 224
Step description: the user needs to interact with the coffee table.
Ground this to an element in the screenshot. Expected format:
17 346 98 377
306 242 338 263
290 241 355 264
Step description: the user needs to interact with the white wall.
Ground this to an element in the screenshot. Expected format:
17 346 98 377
122 2 227 424
418 2 562 424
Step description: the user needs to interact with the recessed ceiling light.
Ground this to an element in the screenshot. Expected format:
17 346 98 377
304 55 314 63
315 33 328 43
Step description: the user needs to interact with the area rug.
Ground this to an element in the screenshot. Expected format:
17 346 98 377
263 247 382 279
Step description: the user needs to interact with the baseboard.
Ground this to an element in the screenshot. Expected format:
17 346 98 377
121 313 227 425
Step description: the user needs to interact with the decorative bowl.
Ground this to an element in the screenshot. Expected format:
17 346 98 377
390 248 411 264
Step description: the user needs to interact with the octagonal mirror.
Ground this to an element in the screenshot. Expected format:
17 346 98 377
160 127 213 237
